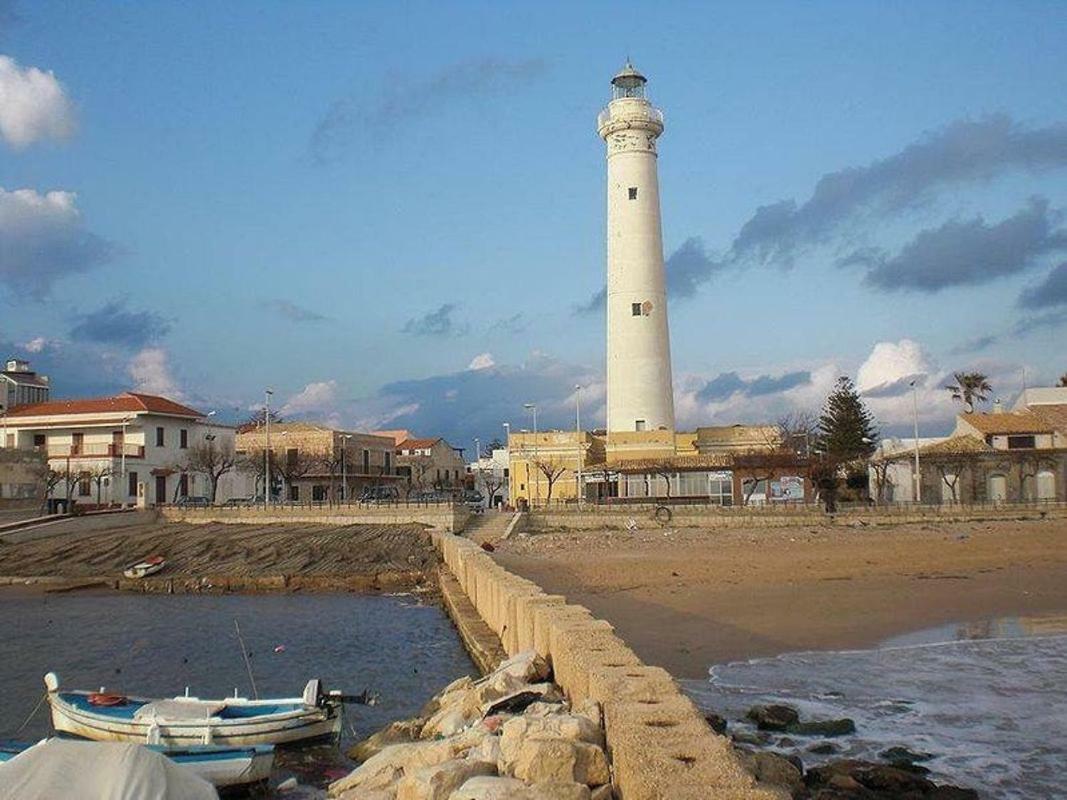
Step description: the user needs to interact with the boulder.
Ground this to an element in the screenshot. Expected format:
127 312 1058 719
508 736 610 787
499 714 605 765
491 650 551 684
786 718 856 737
589 786 613 800
330 730 485 797
572 699 603 729
336 790 396 800
448 776 526 800
746 704 800 731
524 782 592 800
704 712 728 734
348 718 426 762
805 760 935 795
807 742 837 755
743 751 803 796
524 702 568 718
395 758 496 800
468 735 502 768
879 746 932 766
421 676 476 718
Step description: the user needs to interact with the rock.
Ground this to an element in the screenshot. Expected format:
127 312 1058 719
329 731 484 797
776 736 796 748
395 758 497 800
423 706 473 739
746 704 800 731
336 790 395 800
732 730 771 746
805 760 934 795
746 751 803 795
704 712 728 734
879 745 932 765
482 689 553 717
448 776 526 800
349 719 426 761
807 742 837 755
468 734 502 768
927 788 979 799
786 718 856 737
524 783 592 800
421 676 476 718
499 714 605 765
488 650 551 684
508 736 610 787
524 702 568 718
589 786 614 800
572 699 602 730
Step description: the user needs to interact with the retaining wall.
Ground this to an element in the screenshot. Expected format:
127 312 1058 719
431 530 783 800
528 502 1067 531
161 503 470 532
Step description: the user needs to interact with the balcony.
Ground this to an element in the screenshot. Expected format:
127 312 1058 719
597 103 664 132
43 443 145 459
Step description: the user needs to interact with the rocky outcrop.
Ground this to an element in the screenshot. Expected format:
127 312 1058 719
329 651 613 800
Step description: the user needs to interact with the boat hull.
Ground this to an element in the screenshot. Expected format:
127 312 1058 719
48 693 341 747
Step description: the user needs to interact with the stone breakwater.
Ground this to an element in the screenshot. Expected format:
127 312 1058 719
330 651 612 799
427 531 782 800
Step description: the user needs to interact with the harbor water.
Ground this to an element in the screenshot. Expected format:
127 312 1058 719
682 615 1067 800
0 589 477 794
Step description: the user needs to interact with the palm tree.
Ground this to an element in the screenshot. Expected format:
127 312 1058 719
945 372 992 413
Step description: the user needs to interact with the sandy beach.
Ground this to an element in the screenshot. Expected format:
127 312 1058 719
493 517 1067 678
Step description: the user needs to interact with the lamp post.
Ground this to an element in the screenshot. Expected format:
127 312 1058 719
574 385 583 508
119 415 134 505
340 433 352 503
523 403 538 506
264 389 273 509
909 380 922 505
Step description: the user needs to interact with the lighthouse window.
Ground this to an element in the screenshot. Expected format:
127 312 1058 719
631 303 642 316
628 187 638 200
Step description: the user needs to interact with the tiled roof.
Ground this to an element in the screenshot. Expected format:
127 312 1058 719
398 437 441 450
918 435 994 456
5 392 204 419
1028 404 1067 435
958 411 1054 435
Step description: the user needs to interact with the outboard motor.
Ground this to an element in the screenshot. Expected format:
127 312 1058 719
302 678 327 708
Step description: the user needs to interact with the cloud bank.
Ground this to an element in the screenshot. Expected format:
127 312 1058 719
0 55 75 148
402 303 467 337
69 298 172 348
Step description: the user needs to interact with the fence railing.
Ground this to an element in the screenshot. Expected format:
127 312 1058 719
526 498 1067 514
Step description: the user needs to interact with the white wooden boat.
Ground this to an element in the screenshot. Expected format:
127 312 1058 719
0 738 274 789
123 555 165 579
44 673 342 747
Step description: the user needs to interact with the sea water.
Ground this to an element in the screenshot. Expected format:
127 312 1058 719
0 590 476 794
682 615 1067 800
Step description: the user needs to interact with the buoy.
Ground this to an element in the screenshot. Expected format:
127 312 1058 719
274 644 286 653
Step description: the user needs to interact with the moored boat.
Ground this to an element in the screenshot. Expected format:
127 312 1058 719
44 672 342 747
0 738 274 789
123 555 166 579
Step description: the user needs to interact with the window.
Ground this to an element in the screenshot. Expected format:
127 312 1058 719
385 452 391 472
312 485 328 501
72 432 83 454
362 449 370 473
155 427 165 447
628 187 638 200
78 472 91 497
1007 435 1036 450
4 433 12 448
128 471 138 497
33 434 45 448
635 420 646 432
179 429 188 449
289 485 300 501
178 473 189 497
632 303 642 316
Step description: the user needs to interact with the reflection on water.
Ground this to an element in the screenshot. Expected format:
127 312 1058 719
683 615 1067 800
0 590 476 795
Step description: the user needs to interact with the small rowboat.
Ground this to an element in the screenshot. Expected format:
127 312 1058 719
0 738 275 789
123 555 165 579
45 673 342 747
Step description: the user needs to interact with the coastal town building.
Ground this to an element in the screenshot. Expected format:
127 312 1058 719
0 392 234 506
0 359 50 414
467 447 510 508
0 447 46 503
235 422 398 501
392 436 467 494
871 389 1067 503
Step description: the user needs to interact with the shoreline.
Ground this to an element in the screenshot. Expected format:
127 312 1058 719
493 517 1067 678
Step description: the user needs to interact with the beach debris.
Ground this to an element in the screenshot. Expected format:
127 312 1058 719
625 517 638 531
480 542 495 552
274 645 287 653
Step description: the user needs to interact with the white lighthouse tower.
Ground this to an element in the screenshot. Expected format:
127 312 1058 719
598 63 675 433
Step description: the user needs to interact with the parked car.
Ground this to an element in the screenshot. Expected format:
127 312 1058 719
361 485 400 503
463 490 485 509
176 496 211 508
223 496 262 507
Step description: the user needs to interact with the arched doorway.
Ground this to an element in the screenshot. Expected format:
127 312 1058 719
988 473 1007 502
1036 470 1056 501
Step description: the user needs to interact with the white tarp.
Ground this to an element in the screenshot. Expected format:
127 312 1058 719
134 699 226 721
0 739 218 800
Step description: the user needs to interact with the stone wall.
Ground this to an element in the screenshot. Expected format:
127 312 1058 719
162 503 470 532
431 530 782 800
526 501 1067 532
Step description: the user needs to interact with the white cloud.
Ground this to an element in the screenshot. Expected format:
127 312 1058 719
0 186 115 297
0 55 76 148
468 352 495 370
856 339 931 395
20 336 50 353
280 380 339 418
128 347 185 400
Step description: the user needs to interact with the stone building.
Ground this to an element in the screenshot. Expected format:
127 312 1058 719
393 437 467 494
235 422 397 502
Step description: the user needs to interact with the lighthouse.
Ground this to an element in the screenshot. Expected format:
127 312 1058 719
598 63 675 433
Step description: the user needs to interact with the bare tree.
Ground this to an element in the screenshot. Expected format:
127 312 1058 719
869 459 894 503
274 446 317 501
183 437 237 503
927 454 969 503
238 446 279 499
1014 452 1057 502
473 464 505 507
648 462 675 500
776 411 819 456
86 463 113 505
533 459 567 505
404 455 434 497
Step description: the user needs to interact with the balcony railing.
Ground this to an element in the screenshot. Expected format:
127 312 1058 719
43 443 145 459
597 104 664 131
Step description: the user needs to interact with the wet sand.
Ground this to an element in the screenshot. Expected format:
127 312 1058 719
0 520 438 592
493 517 1067 678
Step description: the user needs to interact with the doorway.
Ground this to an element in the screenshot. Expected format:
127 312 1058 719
155 475 167 505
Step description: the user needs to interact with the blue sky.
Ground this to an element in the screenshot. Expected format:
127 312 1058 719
2 1 1066 447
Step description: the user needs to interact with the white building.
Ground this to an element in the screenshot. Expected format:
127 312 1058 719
1 359 50 412
468 448 510 508
598 63 675 433
1 392 236 507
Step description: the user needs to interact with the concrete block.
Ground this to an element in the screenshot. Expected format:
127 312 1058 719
514 595 566 657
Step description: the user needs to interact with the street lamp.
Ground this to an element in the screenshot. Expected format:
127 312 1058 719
909 380 922 505
264 389 273 509
523 403 538 506
118 415 134 506
340 433 352 503
574 385 583 508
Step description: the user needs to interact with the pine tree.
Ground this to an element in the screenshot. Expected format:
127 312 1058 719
817 377 879 459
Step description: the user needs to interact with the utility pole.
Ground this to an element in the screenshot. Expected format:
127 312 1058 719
340 433 352 503
524 403 538 506
575 385 583 508
264 389 273 509
910 380 921 505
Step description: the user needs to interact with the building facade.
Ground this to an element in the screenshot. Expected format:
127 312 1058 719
1 359 50 413
394 437 466 494
1 392 235 506
468 447 510 508
235 422 397 502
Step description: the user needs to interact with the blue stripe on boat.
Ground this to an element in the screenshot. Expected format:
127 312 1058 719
60 693 300 719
